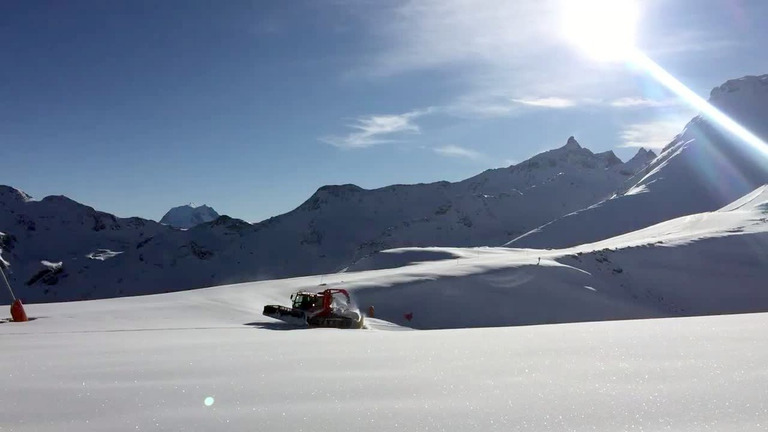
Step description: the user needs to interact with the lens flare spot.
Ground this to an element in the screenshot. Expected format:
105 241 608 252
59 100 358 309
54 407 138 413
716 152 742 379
204 396 215 407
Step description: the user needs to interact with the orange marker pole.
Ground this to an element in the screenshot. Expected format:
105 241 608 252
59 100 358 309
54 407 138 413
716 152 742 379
10 299 27 322
1 266 27 322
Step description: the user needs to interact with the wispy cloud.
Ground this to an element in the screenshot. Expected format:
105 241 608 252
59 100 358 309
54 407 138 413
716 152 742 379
512 97 578 109
433 145 486 161
323 95 687 149
619 120 688 150
443 96 518 119
609 97 680 108
508 96 679 111
320 110 428 149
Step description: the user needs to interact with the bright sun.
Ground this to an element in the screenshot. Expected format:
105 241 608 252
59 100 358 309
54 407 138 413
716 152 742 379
562 0 639 61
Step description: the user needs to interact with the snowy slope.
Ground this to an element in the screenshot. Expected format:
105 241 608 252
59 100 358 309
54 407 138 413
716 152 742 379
3 303 768 431
159 204 220 229
11 183 768 329
1 137 654 303
4 299 768 431
4 186 768 430
342 184 768 329
510 74 768 249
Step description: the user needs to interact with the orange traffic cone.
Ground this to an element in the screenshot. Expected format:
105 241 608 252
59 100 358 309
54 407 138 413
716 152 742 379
10 299 28 322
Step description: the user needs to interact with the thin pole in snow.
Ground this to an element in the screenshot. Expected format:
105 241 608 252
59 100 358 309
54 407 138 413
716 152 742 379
0 267 16 301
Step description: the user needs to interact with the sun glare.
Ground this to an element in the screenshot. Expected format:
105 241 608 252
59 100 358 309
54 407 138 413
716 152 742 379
562 0 639 61
631 52 768 157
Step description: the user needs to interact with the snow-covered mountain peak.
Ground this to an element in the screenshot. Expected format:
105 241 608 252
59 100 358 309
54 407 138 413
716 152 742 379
39 194 92 209
709 74 768 102
0 185 32 204
631 148 657 160
196 215 253 232
316 184 364 197
619 148 658 175
523 136 627 172
708 75 768 138
595 150 623 167
298 184 366 212
160 204 220 229
563 136 582 150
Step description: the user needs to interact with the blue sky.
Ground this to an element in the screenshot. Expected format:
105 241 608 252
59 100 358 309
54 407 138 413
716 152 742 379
3 0 767 222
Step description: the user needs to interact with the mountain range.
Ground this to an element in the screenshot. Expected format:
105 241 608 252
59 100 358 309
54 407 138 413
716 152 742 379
2 74 767 304
1 138 653 302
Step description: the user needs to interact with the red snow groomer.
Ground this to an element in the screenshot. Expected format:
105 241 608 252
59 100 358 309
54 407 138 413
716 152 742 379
262 288 364 329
